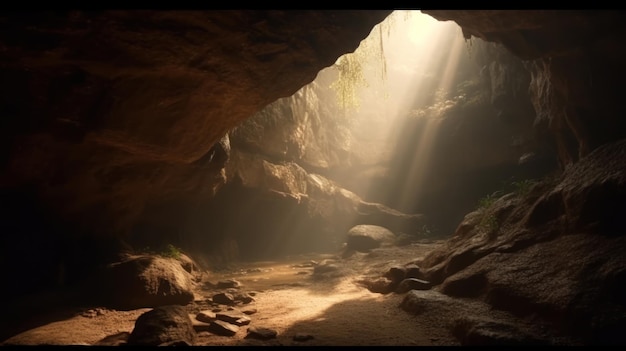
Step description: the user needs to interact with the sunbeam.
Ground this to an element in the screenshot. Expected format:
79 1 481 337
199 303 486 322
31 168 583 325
328 10 471 231
202 10 476 261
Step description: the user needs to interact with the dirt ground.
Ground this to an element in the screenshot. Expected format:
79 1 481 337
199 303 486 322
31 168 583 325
1 240 475 346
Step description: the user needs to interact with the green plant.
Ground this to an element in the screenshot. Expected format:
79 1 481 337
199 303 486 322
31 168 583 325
477 191 503 212
511 179 537 197
329 11 418 114
330 54 368 113
161 244 182 260
478 214 499 236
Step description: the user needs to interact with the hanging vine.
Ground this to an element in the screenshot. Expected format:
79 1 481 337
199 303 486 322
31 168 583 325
329 11 417 115
329 54 367 114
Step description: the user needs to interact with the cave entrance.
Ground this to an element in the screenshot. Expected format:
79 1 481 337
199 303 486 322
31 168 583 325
184 11 503 268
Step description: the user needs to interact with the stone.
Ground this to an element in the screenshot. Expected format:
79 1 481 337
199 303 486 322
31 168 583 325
395 278 432 294
384 265 407 284
293 333 314 342
216 311 251 326
346 225 396 252
363 277 395 294
127 305 196 346
216 279 241 289
196 310 217 323
246 326 278 340
97 256 194 310
208 320 239 337
241 307 258 315
212 292 235 305
190 314 214 333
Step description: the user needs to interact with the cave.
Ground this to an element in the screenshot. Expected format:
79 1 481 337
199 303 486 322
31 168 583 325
1 10 625 346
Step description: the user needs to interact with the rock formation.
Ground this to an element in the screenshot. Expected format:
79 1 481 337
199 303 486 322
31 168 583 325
0 10 392 295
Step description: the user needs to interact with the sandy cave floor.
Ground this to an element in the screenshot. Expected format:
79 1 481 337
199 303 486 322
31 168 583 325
2 239 553 346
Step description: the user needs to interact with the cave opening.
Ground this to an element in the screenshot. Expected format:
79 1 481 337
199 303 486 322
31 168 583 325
180 10 555 268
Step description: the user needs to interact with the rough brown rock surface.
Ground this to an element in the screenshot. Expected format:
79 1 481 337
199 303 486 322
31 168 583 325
0 9 391 296
423 10 626 166
0 10 391 237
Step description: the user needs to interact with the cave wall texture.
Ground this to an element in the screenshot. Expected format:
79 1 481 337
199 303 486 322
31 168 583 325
2 10 626 297
0 10 393 294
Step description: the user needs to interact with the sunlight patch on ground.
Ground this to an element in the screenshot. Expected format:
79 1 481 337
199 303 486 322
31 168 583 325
253 280 379 332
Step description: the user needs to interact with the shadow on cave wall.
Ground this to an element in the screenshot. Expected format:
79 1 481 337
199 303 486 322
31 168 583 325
0 185 130 300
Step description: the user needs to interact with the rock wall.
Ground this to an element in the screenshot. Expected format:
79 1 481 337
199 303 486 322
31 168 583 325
423 10 626 167
0 10 392 296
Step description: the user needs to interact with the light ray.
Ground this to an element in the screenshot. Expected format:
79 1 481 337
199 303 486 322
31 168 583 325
337 10 470 229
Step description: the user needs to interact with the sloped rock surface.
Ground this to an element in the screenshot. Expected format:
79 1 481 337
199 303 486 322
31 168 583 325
416 138 626 344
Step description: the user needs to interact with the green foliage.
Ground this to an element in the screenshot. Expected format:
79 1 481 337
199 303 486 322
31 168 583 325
161 244 182 259
477 191 503 212
139 243 182 260
329 11 415 114
477 214 499 238
510 179 537 197
330 54 368 113
475 192 501 239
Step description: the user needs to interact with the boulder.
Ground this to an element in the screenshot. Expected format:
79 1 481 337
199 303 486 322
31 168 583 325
127 305 196 346
96 255 194 310
346 224 396 252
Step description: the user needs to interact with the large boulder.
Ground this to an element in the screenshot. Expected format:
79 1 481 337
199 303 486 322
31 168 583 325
346 224 396 252
127 305 196 346
96 255 195 310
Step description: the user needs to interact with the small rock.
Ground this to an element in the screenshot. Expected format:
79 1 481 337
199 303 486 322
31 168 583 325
212 292 235 305
363 277 395 294
216 279 241 289
208 320 239 336
246 326 278 340
233 292 255 304
396 278 431 293
384 266 407 284
196 310 217 323
216 311 251 326
293 333 314 342
346 224 396 252
404 264 424 279
190 315 213 333
127 305 196 346
241 307 258 315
